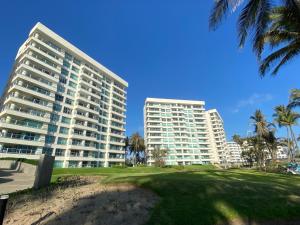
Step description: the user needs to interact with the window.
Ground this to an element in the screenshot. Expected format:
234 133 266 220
63 107 72 114
53 103 62 112
61 68 69 76
67 89 75 97
61 116 71 124
45 135 55 144
48 124 58 133
55 94 63 102
65 52 72 61
57 137 67 145
63 60 70 68
73 58 81 66
57 85 65 93
59 76 67 84
50 113 60 122
71 66 79 73
65 98 74 105
70 73 78 81
68 81 77 89
55 148 65 156
42 147 53 155
59 127 69 134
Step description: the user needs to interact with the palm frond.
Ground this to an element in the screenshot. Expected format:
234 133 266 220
259 41 300 75
209 0 243 30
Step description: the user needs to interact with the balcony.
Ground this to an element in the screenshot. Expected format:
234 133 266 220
6 94 52 112
0 118 47 134
0 147 37 155
1 105 49 121
10 82 54 102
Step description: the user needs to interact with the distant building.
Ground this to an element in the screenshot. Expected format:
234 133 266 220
144 98 228 165
276 146 288 160
227 141 244 164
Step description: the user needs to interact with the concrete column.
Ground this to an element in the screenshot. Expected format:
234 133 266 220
34 154 55 189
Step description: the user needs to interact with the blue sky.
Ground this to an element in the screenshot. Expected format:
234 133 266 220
0 0 300 139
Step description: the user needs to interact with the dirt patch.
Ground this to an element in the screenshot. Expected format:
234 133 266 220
3 176 159 225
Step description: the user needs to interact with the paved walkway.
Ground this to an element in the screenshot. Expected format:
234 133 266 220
0 169 35 194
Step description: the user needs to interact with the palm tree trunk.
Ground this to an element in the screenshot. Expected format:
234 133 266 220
286 127 292 161
289 125 298 161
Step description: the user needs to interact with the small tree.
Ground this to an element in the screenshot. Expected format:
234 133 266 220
152 147 168 167
129 132 145 166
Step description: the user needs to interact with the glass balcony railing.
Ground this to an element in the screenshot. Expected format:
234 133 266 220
1 118 43 129
22 72 53 87
0 147 37 155
14 83 51 96
9 94 51 108
4 106 46 118
0 133 41 141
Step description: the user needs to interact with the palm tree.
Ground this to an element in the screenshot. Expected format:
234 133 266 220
209 0 300 76
247 135 266 169
288 89 300 109
209 0 272 51
250 109 272 138
250 110 278 163
273 105 300 161
129 132 145 166
259 2 300 75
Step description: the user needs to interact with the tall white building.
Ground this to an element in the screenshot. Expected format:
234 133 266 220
206 109 229 164
0 22 128 168
144 98 228 165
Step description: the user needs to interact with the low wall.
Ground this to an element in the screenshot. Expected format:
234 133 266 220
0 160 36 176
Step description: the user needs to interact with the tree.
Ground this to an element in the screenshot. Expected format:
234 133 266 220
264 130 279 164
250 109 272 138
209 0 272 50
259 2 300 75
152 147 168 167
250 110 278 164
247 136 267 170
241 147 256 167
273 105 300 161
209 0 300 76
129 132 145 166
124 136 131 166
288 89 300 109
232 134 244 146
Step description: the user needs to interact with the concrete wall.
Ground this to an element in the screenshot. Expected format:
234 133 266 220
0 160 36 176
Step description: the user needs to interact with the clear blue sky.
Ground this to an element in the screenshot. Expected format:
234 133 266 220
0 0 300 139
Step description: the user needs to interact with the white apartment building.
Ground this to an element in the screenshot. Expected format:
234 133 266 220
144 98 228 165
0 22 128 168
227 141 244 164
206 109 229 164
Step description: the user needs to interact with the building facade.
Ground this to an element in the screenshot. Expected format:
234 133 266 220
206 109 229 164
144 98 228 165
0 22 128 168
227 141 244 164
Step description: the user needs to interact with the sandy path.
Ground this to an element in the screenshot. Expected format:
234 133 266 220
3 176 159 225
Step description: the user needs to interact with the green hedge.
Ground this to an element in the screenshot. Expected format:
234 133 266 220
0 157 38 166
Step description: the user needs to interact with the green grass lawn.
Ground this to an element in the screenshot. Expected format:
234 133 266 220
52 166 300 225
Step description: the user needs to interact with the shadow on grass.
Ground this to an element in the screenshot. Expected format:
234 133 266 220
104 170 300 225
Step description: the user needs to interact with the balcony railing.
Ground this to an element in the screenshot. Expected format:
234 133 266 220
4 106 46 118
1 118 44 129
0 147 37 155
21 72 53 87
0 133 41 141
